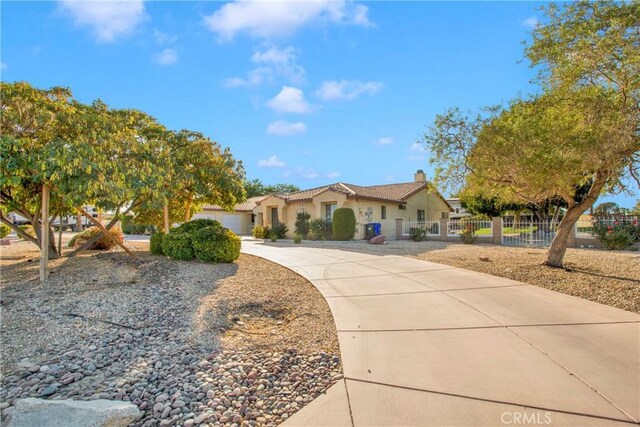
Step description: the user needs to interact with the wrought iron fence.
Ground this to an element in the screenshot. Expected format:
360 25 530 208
447 219 492 237
402 220 439 238
575 215 639 238
502 220 559 247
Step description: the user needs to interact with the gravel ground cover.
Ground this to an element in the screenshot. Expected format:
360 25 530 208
271 238 640 313
0 240 341 426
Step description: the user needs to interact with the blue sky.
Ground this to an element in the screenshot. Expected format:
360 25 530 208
1 1 634 208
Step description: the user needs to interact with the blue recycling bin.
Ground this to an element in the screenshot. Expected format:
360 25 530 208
365 223 382 239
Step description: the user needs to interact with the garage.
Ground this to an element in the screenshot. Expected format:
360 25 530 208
222 215 242 234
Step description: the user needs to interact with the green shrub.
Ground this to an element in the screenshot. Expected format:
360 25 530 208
271 223 288 239
252 224 269 238
269 232 278 242
122 222 148 235
460 226 476 244
0 223 11 238
592 219 639 250
310 219 332 240
293 234 302 244
171 218 222 235
150 232 165 255
332 208 356 241
410 227 427 242
18 225 36 239
294 212 310 238
161 232 194 260
68 226 123 250
192 226 241 263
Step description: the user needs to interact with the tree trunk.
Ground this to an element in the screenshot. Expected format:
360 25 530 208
0 216 40 245
76 214 83 232
57 214 63 257
545 172 608 267
185 199 192 223
163 203 170 233
40 185 50 282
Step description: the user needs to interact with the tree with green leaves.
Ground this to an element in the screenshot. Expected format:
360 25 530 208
420 1 639 267
244 179 299 198
594 202 621 216
134 130 245 226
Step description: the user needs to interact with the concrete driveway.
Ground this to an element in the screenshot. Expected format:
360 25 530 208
241 239 640 427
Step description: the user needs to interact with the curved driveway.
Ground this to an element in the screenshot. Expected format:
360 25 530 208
242 239 640 426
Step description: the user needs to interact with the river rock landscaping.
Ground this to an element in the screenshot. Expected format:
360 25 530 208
0 241 341 426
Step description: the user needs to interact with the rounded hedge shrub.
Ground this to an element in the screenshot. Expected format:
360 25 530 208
68 226 123 250
150 232 165 255
171 218 222 235
332 208 356 241
192 226 241 263
161 232 194 260
252 224 269 239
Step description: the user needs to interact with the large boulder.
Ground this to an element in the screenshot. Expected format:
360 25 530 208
8 398 141 427
368 235 387 245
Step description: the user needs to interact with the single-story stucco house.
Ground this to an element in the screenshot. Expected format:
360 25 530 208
254 170 452 240
192 196 268 235
193 170 451 239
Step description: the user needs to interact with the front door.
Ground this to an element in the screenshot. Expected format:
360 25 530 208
271 207 279 225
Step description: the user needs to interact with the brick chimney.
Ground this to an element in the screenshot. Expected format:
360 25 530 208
414 169 426 183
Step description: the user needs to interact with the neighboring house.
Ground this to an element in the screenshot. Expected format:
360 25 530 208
447 198 470 219
254 170 452 239
192 196 268 235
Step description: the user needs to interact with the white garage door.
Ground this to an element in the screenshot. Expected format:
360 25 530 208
222 215 241 234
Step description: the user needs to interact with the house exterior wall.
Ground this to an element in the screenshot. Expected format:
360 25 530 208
252 189 450 240
191 210 254 235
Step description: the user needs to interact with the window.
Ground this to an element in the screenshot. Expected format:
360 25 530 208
417 209 425 222
381 206 387 220
455 208 460 213
250 214 256 224
325 203 337 220
399 204 406 210
271 208 279 225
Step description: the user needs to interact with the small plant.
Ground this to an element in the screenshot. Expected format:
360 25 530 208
192 226 241 263
271 223 288 239
293 234 302 244
294 212 311 238
252 224 270 239
0 223 11 238
161 232 194 260
460 225 476 244
150 232 165 255
592 219 639 250
332 208 356 241
68 226 123 250
409 227 427 242
269 232 278 242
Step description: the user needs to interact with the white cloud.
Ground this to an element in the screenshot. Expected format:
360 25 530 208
377 137 394 145
258 155 286 168
0 62 7 70
267 120 307 136
225 45 305 88
327 171 340 179
522 17 539 29
203 0 372 41
315 80 383 101
300 168 319 180
59 0 146 42
267 86 312 114
153 29 177 44
152 48 178 65
410 142 423 151
407 154 425 161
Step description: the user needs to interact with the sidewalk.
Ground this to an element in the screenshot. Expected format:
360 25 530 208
242 240 640 426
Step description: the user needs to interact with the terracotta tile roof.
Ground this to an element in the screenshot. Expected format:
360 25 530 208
202 196 268 212
274 181 440 204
